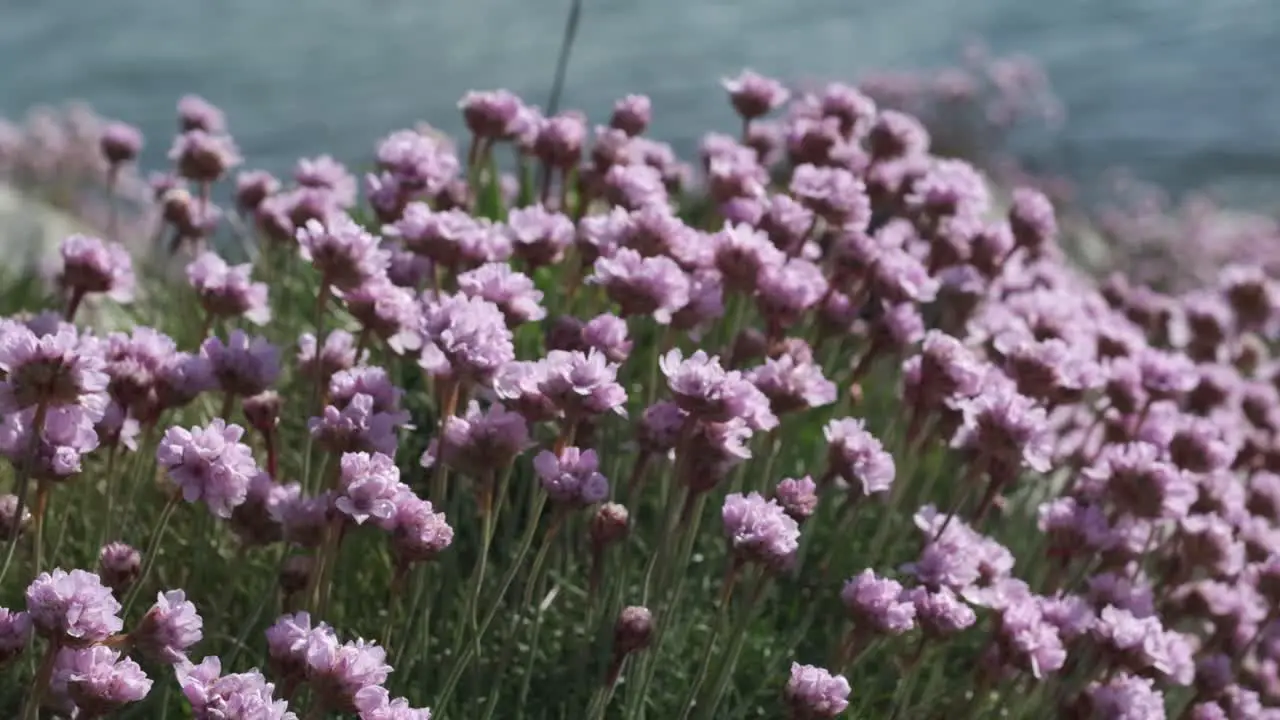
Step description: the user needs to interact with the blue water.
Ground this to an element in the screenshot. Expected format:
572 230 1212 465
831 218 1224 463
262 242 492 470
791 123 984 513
3 0 1279 204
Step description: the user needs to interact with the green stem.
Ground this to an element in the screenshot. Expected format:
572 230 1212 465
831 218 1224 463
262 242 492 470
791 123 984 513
300 278 332 496
434 493 548 718
0 402 47 587
694 575 769 720
32 478 52 575
122 495 182 616
22 639 59 720
99 445 120 548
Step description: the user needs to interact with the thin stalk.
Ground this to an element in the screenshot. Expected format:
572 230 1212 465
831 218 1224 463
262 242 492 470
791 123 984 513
99 445 120 548
694 575 769 720
434 493 549 717
23 639 59 720
545 0 585 116
300 277 332 496
465 469 498 650
430 381 462 504
122 495 182 616
0 402 47 587
32 478 52 574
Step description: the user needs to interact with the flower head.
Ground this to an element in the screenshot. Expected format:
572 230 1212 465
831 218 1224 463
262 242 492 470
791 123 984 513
26 568 123 644
841 570 915 634
534 447 610 507
187 251 271 324
722 492 801 571
131 590 203 664
824 418 895 497
59 234 135 303
785 663 850 719
336 452 406 525
157 419 259 518
201 330 280 397
297 215 389 291
52 645 152 716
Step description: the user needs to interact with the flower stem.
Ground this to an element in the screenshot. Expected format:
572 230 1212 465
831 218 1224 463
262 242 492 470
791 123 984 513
32 478 52 574
122 495 182 616
22 639 59 720
0 402 47 587
434 493 548 718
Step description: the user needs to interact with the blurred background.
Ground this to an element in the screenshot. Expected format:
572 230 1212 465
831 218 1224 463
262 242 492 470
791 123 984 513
3 0 1279 205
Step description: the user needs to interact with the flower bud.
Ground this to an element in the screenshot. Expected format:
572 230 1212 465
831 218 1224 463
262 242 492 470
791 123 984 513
98 542 142 595
590 503 630 549
613 606 653 657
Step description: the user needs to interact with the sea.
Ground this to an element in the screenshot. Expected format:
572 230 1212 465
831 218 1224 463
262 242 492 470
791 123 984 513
2 0 1279 207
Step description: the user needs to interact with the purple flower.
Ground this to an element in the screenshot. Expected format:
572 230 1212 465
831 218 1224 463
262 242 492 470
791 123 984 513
0 325 108 449
1008 188 1057 254
714 222 785 293
506 204 575 268
756 258 829 327
1086 442 1195 521
355 687 434 720
950 383 1052 477
722 492 801 571
1136 347 1198 401
1084 672 1167 720
420 293 515 385
157 419 258 518
100 121 143 165
590 248 690 323
336 452 406 525
176 655 295 719
177 94 227 133
295 155 358 207
601 163 669 210
234 170 280 214
869 247 939 305
661 349 777 429
0 607 33 664
52 645 152 716
265 611 318 684
774 476 819 521
748 351 837 415
905 158 989 221
169 129 242 183
550 340 629 400
389 492 454 566
201 330 281 397
1220 264 1278 331
376 129 459 194
785 663 850 719
905 586 976 637
459 89 526 140
841 570 915 634
340 279 423 354
422 400 529 476
823 418 895 497
789 164 870 228
457 262 546 326
610 94 652 136
98 541 141 594
186 251 271 325
298 330 360 382
297 215 389 291
309 393 405 457
993 596 1066 678
723 70 790 120
304 635 392 713
131 590 203 664
534 111 587 168
59 234 135 303
582 313 632 363
26 568 123 644
534 447 610 507
229 471 291 546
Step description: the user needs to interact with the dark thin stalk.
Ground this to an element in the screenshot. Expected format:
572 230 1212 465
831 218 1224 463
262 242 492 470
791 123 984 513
0 402 47 587
545 0 585 116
